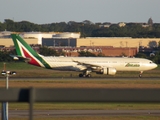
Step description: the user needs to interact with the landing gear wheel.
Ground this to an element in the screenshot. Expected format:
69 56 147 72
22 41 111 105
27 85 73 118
86 74 91 78
139 74 142 78
139 71 143 78
79 73 91 78
83 74 86 77
79 73 83 77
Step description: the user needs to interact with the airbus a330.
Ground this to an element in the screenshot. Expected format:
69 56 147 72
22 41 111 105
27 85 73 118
11 34 157 78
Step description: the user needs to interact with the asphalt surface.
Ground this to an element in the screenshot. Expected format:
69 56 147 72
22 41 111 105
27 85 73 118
0 110 159 118
0 77 160 81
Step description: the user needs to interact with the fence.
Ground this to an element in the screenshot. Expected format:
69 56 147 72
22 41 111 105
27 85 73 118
1 88 160 120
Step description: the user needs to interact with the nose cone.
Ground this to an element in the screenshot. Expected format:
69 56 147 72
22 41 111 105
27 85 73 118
145 62 158 70
153 63 158 69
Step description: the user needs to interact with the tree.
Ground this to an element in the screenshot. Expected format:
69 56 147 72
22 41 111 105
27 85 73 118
39 46 58 56
4 19 16 31
1 19 160 38
135 53 147 58
0 22 5 31
78 51 96 57
148 41 158 48
0 50 14 62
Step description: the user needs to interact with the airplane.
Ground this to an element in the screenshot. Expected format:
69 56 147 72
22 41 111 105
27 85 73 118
11 34 157 78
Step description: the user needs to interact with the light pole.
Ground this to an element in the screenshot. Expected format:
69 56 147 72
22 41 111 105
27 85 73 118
1 63 16 120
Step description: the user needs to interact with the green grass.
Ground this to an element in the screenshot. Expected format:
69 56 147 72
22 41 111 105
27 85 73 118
8 102 160 110
0 62 38 70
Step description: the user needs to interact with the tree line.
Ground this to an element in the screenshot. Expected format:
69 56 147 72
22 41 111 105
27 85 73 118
0 19 160 38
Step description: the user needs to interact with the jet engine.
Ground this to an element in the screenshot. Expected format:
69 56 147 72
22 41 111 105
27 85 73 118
96 67 116 75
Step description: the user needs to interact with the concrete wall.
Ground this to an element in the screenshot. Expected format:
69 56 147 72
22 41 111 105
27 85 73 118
102 47 137 57
1 37 160 48
0 38 38 47
77 38 160 48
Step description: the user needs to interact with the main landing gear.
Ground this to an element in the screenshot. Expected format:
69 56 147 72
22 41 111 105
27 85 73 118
79 70 92 78
79 73 91 78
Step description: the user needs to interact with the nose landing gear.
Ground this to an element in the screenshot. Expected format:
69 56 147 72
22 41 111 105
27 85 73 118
139 71 143 78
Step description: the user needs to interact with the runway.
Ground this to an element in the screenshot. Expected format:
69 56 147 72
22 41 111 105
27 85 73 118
1 77 160 81
1 110 160 118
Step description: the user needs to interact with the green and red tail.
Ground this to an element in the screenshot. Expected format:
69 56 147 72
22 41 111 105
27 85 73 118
11 34 51 68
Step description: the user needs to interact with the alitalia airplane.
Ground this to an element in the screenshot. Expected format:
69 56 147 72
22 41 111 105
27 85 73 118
11 34 157 78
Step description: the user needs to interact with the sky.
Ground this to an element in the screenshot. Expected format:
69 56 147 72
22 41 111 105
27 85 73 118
0 0 160 24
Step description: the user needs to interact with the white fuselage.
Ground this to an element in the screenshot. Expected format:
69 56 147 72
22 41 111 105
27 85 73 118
41 56 157 72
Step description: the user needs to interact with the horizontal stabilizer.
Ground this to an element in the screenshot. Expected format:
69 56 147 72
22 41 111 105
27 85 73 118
10 55 31 62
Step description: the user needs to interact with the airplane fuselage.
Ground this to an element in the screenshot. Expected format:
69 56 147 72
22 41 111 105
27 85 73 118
39 56 157 72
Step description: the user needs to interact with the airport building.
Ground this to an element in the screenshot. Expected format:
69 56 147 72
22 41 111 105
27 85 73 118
42 37 160 48
0 31 159 57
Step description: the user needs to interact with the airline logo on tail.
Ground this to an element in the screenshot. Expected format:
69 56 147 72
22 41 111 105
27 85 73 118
11 34 51 69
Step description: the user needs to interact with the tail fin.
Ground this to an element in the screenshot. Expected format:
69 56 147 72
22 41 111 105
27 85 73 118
11 34 51 68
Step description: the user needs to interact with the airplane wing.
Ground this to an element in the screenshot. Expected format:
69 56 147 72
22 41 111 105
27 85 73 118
72 59 101 69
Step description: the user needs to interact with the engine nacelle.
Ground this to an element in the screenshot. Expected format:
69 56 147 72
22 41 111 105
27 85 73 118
96 67 116 75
